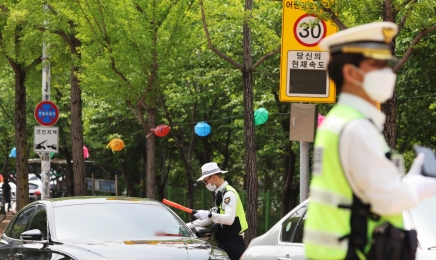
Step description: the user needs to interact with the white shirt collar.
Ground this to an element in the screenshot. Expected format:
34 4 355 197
215 181 228 195
337 93 386 131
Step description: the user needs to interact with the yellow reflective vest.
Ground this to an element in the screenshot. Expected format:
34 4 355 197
303 105 403 259
215 185 248 240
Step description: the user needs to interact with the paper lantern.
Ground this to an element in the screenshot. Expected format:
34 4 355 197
153 125 170 137
9 147 16 158
254 108 269 125
195 122 211 137
106 138 125 152
317 114 325 127
83 146 90 159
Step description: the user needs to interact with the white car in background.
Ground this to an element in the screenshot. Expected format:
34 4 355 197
0 173 57 202
241 197 436 260
28 173 57 201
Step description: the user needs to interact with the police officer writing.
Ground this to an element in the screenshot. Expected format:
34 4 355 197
186 162 248 260
303 22 436 260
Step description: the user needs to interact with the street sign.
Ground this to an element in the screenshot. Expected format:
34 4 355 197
34 126 59 153
34 100 59 126
280 0 338 103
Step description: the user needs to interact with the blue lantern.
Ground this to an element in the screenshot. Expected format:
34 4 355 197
195 122 211 137
9 147 16 158
254 108 269 125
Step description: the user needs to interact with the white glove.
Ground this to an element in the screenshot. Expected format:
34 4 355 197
194 210 210 220
403 153 436 200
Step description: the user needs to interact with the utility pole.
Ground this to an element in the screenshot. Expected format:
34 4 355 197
41 2 51 200
300 141 309 202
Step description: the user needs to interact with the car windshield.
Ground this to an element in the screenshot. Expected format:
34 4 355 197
408 195 436 250
53 202 191 241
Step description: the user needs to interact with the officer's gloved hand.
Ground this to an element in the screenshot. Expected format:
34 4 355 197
194 210 209 220
403 153 436 200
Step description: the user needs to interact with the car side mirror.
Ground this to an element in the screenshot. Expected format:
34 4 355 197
194 227 212 241
21 229 49 244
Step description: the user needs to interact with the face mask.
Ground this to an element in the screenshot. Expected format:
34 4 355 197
206 183 217 192
352 66 397 103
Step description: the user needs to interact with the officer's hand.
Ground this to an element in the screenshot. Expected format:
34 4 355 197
403 153 436 200
194 210 209 220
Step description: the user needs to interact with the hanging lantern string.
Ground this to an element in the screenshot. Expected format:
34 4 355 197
146 128 156 138
123 112 292 138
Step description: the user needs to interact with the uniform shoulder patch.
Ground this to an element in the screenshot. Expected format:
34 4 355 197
224 197 231 204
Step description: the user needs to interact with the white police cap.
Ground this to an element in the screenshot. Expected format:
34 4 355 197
319 22 398 60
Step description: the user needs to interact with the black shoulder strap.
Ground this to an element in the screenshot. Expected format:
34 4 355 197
337 119 380 259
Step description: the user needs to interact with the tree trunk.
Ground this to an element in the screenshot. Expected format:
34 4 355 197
200 137 212 164
13 68 29 210
382 95 397 149
120 150 135 196
146 109 157 199
71 64 87 196
2 152 9 177
281 142 297 217
140 138 147 198
62 145 75 196
243 0 258 245
185 164 195 221
157 138 169 201
243 68 258 244
381 0 397 149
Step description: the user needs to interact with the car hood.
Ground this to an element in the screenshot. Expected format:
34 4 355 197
57 237 228 260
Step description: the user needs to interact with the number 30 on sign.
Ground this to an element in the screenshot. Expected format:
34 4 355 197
294 15 327 47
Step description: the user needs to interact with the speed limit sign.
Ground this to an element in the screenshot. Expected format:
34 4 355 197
279 1 337 103
294 15 327 47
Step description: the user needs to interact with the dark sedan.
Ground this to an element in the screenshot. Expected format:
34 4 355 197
0 197 229 260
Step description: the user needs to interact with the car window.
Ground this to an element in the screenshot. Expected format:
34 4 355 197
28 174 39 181
54 203 191 241
280 205 307 243
28 205 48 239
9 206 36 239
293 209 308 243
29 183 38 189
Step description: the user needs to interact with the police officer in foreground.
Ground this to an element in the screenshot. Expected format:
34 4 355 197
186 162 247 260
303 22 436 259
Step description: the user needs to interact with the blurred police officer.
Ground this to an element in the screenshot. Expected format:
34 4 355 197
186 162 247 260
303 22 436 259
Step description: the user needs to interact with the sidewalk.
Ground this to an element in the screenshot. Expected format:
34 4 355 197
0 213 15 234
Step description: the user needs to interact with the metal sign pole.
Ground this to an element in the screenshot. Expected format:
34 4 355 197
41 3 51 200
300 141 309 203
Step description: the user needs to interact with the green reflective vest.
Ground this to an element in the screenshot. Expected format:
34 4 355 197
217 185 248 237
303 104 403 260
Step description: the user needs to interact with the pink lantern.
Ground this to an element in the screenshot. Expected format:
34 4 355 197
317 114 325 127
83 146 90 159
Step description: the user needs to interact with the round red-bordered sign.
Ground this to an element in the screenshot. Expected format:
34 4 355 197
34 101 59 127
293 14 327 47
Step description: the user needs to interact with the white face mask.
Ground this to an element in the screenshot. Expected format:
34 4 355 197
206 183 217 192
352 66 397 103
